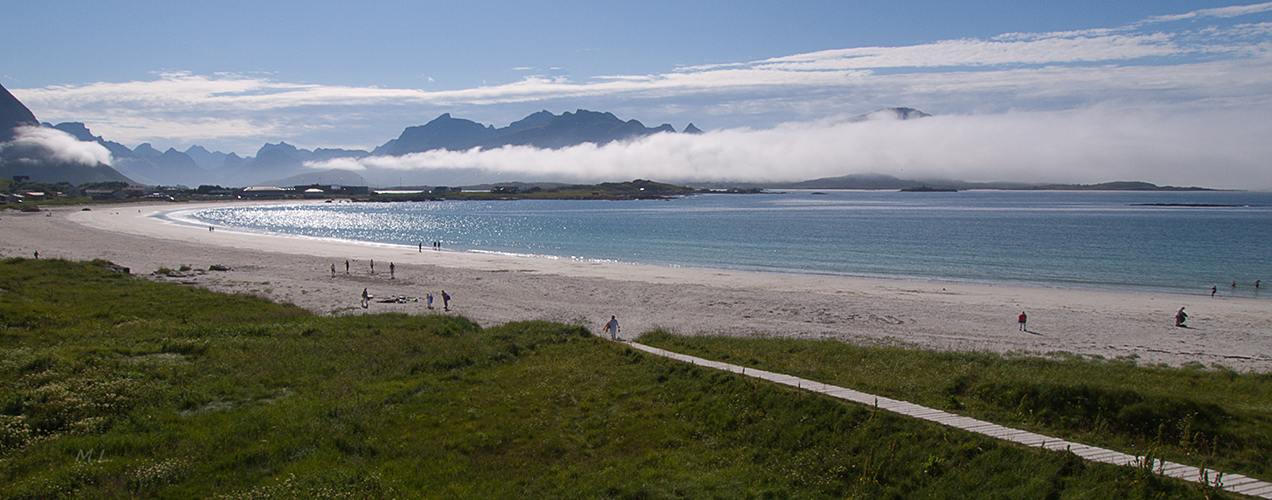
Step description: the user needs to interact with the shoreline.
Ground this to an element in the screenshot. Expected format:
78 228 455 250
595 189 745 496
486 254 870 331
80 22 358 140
169 199 1261 301
3 201 1270 372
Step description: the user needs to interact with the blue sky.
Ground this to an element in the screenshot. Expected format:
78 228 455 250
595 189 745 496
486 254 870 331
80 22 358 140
4 1 1272 188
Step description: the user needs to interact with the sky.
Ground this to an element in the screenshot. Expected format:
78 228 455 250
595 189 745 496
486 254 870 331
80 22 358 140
4 1 1272 188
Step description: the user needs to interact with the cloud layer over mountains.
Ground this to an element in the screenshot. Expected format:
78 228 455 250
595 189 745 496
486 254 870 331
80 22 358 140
308 105 1271 189
0 126 114 168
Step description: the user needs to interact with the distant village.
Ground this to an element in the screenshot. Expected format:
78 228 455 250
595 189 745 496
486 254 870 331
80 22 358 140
0 176 481 206
1 175 718 208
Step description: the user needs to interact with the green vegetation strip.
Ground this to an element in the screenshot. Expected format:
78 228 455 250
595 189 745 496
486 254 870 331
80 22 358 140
0 258 1249 498
627 341 1271 497
639 332 1272 489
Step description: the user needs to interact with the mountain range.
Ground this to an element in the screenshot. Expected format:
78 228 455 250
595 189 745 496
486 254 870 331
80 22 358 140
377 109 694 156
3 81 724 187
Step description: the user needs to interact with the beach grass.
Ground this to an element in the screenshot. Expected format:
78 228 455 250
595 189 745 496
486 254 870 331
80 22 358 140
639 330 1272 484
0 258 1235 498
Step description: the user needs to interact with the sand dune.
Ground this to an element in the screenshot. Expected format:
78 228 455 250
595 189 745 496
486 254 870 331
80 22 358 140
2 201 1269 371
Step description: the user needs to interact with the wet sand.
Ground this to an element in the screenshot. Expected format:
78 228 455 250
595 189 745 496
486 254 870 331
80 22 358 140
3 201 1269 371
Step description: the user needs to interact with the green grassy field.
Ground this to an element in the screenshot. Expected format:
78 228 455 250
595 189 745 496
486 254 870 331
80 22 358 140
0 258 1250 498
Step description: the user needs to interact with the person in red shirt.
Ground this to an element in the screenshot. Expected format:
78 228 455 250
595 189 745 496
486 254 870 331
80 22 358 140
1018 312 1027 331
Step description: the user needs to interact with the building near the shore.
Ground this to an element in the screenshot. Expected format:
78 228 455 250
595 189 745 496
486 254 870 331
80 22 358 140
241 186 289 198
293 184 370 196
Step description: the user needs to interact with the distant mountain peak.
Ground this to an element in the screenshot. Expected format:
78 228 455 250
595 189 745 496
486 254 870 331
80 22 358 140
134 143 162 157
50 122 100 142
1 83 40 142
841 107 932 124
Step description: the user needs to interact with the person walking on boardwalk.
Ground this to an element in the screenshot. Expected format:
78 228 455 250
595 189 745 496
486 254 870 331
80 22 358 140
1175 307 1188 327
604 315 620 340
1018 311 1027 331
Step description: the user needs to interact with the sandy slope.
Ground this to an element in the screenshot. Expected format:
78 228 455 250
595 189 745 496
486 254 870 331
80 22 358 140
3 201 1269 371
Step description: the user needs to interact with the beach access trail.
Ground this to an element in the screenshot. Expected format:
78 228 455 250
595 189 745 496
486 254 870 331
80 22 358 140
627 340 1272 498
0 201 1269 371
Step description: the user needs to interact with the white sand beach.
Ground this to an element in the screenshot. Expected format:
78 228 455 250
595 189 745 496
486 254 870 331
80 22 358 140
3 201 1270 371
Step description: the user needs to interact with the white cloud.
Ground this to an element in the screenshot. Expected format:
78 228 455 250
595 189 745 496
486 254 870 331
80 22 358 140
0 126 114 166
727 33 1179 72
305 105 1272 190
1144 2 1272 23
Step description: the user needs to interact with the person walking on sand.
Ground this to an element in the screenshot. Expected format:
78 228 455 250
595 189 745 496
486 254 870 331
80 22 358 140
331 263 336 278
442 290 450 311
604 315 620 340
370 259 374 274
361 288 370 309
1175 307 1188 327
389 262 395 279
1018 312 1027 331
345 260 349 274
1212 286 1217 298
426 293 433 309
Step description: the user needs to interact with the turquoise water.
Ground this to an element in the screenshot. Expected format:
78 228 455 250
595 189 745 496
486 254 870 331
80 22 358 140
179 190 1272 297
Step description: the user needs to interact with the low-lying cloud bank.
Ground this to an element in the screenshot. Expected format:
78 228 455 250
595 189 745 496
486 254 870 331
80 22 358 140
307 106 1272 190
0 126 114 167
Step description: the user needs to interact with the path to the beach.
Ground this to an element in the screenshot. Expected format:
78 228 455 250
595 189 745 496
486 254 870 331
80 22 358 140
626 341 1272 498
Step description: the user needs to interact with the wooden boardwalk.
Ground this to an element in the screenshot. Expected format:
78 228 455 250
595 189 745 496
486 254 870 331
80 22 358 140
627 342 1272 498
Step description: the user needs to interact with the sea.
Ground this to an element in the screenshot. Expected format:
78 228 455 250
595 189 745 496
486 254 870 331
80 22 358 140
172 190 1272 298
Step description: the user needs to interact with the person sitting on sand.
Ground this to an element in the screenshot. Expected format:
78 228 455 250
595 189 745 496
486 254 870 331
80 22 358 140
1175 307 1188 327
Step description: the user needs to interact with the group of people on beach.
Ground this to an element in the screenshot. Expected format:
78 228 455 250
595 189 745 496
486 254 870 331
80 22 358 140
1016 306 1196 330
359 286 450 311
337 259 450 311
1213 280 1262 297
